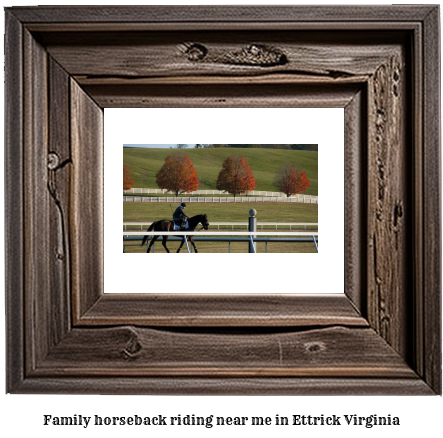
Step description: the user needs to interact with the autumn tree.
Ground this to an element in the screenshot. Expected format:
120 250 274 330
123 163 136 190
156 153 199 196
216 156 256 198
274 164 310 197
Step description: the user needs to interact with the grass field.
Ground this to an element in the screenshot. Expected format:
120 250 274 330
123 201 318 253
123 147 318 196
123 201 318 223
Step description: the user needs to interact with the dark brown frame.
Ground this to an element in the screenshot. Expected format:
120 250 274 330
5 6 441 394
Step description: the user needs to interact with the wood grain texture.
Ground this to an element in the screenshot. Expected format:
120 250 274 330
422 6 441 394
79 294 367 327
411 18 425 383
366 51 409 358
83 83 361 109
8 5 436 23
4 5 441 394
70 81 104 320
41 31 401 79
48 58 72 345
12 377 434 396
36 326 415 378
4 10 24 393
344 90 366 314
23 29 50 372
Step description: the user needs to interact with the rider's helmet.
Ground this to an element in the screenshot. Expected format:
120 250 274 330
181 202 187 207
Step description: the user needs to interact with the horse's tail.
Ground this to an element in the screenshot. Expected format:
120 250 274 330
141 222 156 246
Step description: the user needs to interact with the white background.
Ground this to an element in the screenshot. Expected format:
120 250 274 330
107 108 343 294
1 1 442 437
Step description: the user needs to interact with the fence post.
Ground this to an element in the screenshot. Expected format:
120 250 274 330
312 236 318 253
249 209 257 253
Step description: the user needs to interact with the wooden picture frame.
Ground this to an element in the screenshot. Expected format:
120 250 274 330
5 5 441 394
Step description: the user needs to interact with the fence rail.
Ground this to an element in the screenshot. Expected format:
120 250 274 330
123 195 318 204
123 235 318 253
125 236 317 242
124 187 317 199
123 231 318 236
123 222 318 230
123 231 318 253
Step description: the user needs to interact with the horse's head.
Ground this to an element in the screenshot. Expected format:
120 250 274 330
201 214 209 230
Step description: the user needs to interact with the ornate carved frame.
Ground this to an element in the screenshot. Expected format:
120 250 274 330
5 6 441 394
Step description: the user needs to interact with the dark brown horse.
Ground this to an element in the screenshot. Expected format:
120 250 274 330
141 214 209 253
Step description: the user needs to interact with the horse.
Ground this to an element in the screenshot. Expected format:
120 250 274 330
141 214 209 253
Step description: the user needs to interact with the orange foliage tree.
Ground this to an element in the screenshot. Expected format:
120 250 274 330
216 156 256 198
123 163 136 190
156 153 199 196
274 164 310 197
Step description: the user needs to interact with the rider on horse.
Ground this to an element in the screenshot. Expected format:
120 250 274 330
172 202 189 230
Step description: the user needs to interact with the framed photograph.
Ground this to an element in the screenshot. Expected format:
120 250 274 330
120 118 320 256
109 107 342 295
5 5 440 394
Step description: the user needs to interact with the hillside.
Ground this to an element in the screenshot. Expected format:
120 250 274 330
123 147 318 196
124 202 318 223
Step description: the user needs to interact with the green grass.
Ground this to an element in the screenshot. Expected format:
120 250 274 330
124 201 318 253
123 201 318 223
123 147 318 196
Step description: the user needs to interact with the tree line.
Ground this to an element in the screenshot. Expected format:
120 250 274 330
124 152 310 197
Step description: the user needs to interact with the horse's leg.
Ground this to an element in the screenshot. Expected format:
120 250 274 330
177 237 185 253
147 236 158 253
180 236 192 253
161 236 170 253
190 237 198 253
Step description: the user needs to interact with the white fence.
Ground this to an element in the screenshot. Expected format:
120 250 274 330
124 222 318 230
123 195 318 204
124 231 318 236
124 187 317 200
123 230 318 253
